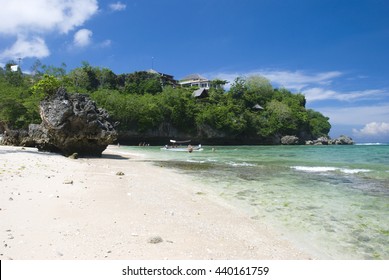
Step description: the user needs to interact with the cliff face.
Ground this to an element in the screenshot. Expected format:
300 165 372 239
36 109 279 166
117 123 280 145
116 123 353 146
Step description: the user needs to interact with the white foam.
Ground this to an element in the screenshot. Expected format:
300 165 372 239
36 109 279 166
292 166 337 173
340 168 371 174
186 159 206 164
355 143 387 146
227 161 256 167
292 166 371 174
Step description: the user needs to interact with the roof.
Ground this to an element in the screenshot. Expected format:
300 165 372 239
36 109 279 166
146 69 159 74
146 69 176 81
193 88 208 98
180 73 208 82
252 104 264 110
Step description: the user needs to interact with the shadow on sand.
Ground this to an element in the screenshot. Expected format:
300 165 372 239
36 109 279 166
100 153 129 160
0 146 130 160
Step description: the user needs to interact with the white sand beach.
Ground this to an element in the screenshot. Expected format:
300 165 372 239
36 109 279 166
0 145 310 260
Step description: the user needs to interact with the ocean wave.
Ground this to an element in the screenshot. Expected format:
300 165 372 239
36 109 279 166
355 143 389 146
186 159 206 164
339 168 371 174
227 161 256 167
291 166 371 174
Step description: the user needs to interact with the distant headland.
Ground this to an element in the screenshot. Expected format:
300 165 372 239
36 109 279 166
0 62 353 152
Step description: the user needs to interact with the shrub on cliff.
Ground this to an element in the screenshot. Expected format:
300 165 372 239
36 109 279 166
30 74 61 99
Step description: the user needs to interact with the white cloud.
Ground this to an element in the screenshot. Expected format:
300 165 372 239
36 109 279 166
208 72 240 88
318 104 389 126
258 70 342 91
0 0 98 59
302 88 386 102
100 39 112 48
0 0 98 34
109 1 127 11
209 69 343 91
73 29 93 47
0 35 50 59
301 88 337 102
352 122 389 137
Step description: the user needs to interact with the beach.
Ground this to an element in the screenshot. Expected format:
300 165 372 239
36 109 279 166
0 145 310 260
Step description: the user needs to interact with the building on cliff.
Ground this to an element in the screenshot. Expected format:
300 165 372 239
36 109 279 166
179 74 211 89
146 69 178 87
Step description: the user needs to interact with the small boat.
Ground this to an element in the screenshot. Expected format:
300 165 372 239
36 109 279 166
161 140 203 152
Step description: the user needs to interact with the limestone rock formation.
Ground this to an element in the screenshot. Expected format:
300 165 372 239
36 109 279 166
329 135 354 145
281 135 300 145
306 135 354 145
0 129 28 146
28 88 117 156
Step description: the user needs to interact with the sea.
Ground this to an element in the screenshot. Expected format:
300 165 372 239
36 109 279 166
122 144 389 259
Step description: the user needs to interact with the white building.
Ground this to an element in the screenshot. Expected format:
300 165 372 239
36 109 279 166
179 74 211 89
10 65 19 72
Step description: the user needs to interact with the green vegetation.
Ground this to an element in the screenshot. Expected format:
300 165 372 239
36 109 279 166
0 62 41 130
0 61 331 143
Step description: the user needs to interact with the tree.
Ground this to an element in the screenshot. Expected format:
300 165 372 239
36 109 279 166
143 78 162 94
244 75 274 105
42 62 67 78
211 79 228 90
307 109 331 138
81 61 99 91
265 100 295 134
123 71 162 95
30 60 67 83
158 87 197 131
30 74 61 99
246 75 273 93
95 67 117 89
0 77 30 129
66 62 100 92
4 61 24 86
30 59 43 81
67 67 90 92
229 77 247 99
0 98 27 129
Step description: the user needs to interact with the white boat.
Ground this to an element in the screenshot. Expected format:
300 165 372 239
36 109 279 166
161 140 203 152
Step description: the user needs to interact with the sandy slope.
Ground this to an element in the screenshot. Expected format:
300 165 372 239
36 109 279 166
0 145 310 260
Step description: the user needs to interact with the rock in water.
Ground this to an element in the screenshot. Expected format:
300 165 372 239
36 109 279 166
29 88 117 156
281 135 300 145
330 135 354 145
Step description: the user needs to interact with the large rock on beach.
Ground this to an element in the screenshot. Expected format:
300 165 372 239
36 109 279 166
0 129 28 146
27 88 117 156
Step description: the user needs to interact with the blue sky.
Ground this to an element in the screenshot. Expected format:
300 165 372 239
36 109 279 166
1 0 389 142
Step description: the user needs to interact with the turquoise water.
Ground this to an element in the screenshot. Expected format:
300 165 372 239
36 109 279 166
123 144 389 259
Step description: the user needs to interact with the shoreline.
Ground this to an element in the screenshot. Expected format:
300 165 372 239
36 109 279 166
0 145 311 260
